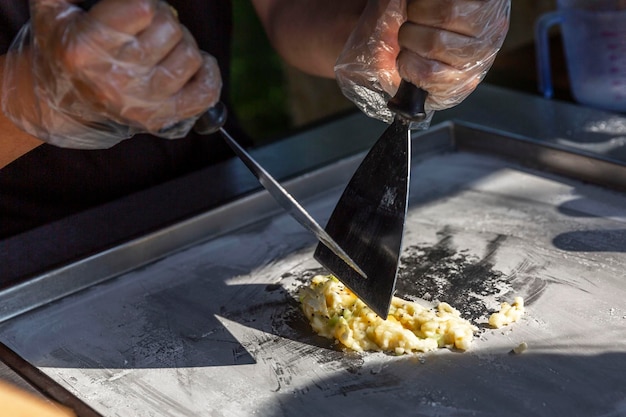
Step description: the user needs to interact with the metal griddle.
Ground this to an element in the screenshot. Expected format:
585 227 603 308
1 85 626 417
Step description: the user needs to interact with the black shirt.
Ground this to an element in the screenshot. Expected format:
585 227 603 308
0 0 250 238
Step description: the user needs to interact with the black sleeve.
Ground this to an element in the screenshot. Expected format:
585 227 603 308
0 0 30 54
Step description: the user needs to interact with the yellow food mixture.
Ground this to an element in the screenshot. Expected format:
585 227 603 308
299 275 478 354
488 297 525 329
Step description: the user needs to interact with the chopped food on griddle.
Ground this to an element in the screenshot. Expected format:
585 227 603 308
299 275 478 354
488 297 525 329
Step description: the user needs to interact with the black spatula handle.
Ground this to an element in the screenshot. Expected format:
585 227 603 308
387 80 428 122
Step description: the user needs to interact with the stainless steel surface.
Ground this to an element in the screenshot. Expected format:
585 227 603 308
1 85 626 416
314 118 411 318
219 127 367 279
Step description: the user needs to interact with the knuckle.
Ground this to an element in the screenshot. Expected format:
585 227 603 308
156 7 184 42
132 0 157 23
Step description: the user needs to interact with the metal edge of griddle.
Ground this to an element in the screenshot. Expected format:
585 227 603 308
0 192 281 324
0 171 349 323
451 121 626 191
0 148 382 324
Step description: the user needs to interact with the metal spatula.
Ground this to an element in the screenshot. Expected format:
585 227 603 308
314 81 428 318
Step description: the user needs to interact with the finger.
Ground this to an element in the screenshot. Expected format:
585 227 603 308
397 49 484 108
121 53 221 132
87 0 157 35
173 54 222 120
147 31 203 99
29 0 73 16
30 0 80 38
116 2 183 66
397 49 460 87
60 0 158 65
406 0 487 38
398 23 492 69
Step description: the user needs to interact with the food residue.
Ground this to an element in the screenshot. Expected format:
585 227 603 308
299 275 478 354
512 342 528 355
488 297 525 329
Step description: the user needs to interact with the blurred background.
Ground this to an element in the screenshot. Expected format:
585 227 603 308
230 0 563 145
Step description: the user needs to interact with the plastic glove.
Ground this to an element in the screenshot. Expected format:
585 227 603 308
335 0 510 124
1 0 221 149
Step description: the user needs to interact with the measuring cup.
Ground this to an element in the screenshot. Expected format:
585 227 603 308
535 0 626 112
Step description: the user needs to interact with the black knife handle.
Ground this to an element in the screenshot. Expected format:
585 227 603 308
193 102 227 135
387 80 428 122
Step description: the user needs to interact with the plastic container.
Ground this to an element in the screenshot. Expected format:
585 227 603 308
535 0 626 112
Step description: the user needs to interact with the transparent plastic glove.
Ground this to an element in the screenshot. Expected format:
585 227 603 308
335 0 510 125
1 0 221 149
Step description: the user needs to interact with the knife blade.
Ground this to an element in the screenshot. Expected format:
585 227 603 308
195 104 367 279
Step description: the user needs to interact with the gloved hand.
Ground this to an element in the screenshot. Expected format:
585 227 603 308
1 0 221 149
335 0 510 125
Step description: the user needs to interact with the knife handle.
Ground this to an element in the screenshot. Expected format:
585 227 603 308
387 80 428 123
193 102 227 135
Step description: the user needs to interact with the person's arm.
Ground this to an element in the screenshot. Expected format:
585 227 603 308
251 0 367 78
0 54 44 169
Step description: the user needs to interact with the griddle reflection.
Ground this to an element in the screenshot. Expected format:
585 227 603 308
553 229 626 252
555 196 626 252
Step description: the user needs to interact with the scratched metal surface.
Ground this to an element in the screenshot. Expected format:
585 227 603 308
1 140 625 417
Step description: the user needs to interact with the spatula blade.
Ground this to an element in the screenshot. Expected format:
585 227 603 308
314 118 411 318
